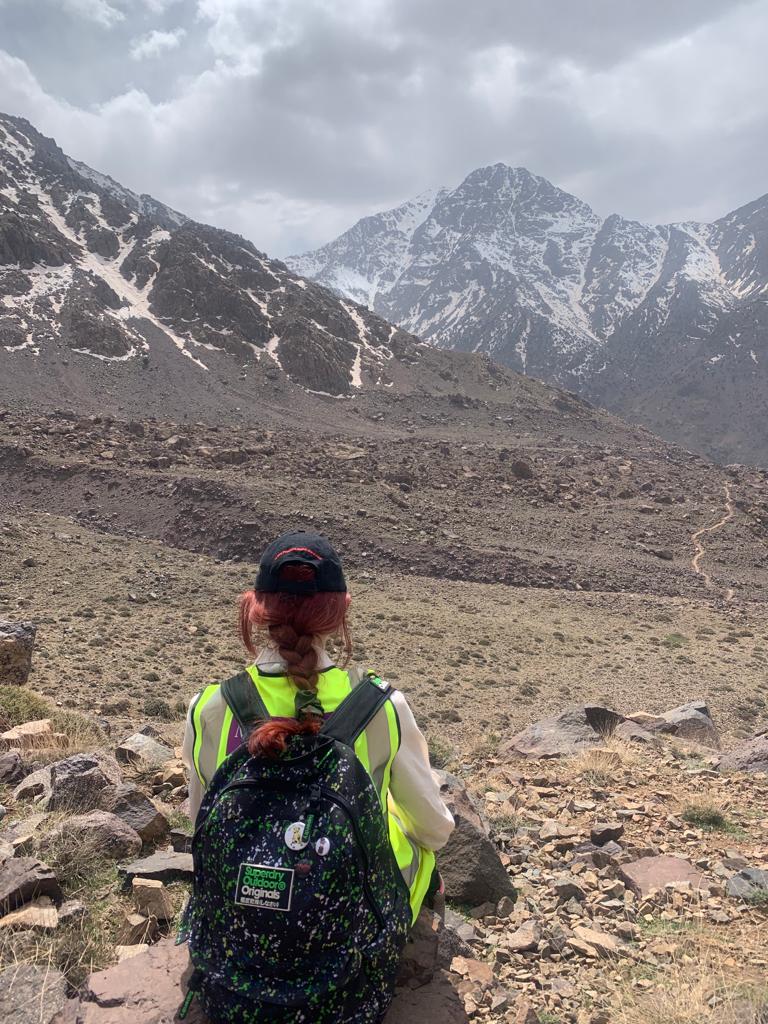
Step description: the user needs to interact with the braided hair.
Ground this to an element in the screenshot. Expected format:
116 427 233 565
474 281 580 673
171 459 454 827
238 565 352 757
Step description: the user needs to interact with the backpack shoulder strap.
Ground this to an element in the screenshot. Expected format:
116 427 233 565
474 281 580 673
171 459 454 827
220 670 270 733
320 670 392 747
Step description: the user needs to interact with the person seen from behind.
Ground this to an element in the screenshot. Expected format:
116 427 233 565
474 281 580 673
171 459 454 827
181 530 454 1023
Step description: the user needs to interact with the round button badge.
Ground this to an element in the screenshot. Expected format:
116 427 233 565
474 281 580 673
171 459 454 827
315 837 331 857
285 822 309 851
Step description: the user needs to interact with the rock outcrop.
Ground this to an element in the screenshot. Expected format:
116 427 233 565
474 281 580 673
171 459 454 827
435 771 517 907
501 706 624 759
0 620 36 686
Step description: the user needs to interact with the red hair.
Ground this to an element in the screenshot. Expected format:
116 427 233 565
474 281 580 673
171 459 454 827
238 565 352 758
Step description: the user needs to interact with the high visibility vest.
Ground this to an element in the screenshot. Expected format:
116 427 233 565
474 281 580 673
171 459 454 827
189 664 435 922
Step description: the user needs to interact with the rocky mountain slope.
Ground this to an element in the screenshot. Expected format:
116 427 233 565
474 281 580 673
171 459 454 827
0 112 428 412
290 166 768 465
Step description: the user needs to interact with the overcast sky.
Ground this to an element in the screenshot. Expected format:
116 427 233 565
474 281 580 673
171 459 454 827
0 0 766 256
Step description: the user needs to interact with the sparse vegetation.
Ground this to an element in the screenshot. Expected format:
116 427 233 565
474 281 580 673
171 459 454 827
661 632 688 650
427 733 454 769
682 802 741 835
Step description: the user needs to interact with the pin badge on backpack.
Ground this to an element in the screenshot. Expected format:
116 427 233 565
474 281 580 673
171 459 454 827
285 822 309 851
315 837 331 857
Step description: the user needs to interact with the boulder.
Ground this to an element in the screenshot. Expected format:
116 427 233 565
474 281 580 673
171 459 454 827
119 850 194 886
0 895 59 931
718 731 768 774
0 750 26 783
99 784 169 844
726 867 768 901
0 857 62 914
12 765 52 804
618 855 706 898
45 811 142 861
656 700 720 748
0 719 56 751
434 771 516 906
501 705 624 759
115 734 174 770
0 620 36 685
0 963 70 1024
48 751 122 812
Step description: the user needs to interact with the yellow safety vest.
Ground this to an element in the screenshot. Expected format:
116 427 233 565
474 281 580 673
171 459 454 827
190 664 434 921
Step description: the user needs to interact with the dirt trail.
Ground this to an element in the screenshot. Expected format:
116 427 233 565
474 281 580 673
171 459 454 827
691 482 735 599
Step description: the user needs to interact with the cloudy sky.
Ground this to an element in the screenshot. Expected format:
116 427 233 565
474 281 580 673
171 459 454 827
0 0 766 256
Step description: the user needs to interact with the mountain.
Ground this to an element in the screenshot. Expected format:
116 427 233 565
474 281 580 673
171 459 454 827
289 165 768 465
0 112 438 419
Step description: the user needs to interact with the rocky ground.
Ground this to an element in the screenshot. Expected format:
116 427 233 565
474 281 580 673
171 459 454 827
0 639 766 1023
0 393 767 1022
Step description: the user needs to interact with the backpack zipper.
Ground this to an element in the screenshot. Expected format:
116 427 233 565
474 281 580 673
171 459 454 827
208 778 386 932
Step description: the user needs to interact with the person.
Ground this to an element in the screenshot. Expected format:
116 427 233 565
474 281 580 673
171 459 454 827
181 530 454 1023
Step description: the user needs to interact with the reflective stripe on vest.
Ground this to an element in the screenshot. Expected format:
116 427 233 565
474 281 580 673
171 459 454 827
190 665 433 921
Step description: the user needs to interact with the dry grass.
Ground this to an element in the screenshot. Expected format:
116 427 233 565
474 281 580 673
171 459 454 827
681 800 742 834
614 968 768 1024
0 684 106 762
568 737 643 786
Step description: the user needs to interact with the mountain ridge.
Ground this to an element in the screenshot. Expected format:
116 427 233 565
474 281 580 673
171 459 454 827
289 164 768 464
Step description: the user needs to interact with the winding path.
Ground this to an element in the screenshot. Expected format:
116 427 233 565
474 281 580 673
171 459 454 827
691 482 735 600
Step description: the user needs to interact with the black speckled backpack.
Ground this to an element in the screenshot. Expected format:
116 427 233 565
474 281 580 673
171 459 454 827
184 675 411 1024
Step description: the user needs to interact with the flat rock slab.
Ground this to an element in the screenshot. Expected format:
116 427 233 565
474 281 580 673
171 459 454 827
0 856 62 914
77 937 469 1024
120 851 194 886
0 963 69 1024
618 855 706 897
116 734 174 769
658 700 720 749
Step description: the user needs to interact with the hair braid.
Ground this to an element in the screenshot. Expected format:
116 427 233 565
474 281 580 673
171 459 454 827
268 623 320 692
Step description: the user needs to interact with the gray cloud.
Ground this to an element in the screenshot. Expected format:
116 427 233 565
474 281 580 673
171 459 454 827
0 0 766 255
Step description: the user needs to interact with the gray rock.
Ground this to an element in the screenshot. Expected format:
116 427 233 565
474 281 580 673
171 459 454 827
590 821 625 846
170 827 193 853
45 811 142 861
99 784 169 844
435 771 516 907
0 751 26 784
12 765 52 804
0 963 70 1024
656 700 720 749
718 732 768 774
119 850 194 886
48 751 122 812
115 733 173 769
726 868 768 901
0 620 36 685
552 876 586 902
0 857 62 914
501 705 624 759
58 899 87 924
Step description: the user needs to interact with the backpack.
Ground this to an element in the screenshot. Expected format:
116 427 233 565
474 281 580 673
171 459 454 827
184 671 412 1024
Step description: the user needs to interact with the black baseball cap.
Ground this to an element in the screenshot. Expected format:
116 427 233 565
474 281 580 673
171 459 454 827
255 531 347 595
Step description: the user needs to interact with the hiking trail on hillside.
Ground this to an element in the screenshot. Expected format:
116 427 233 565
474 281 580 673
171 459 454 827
691 482 735 600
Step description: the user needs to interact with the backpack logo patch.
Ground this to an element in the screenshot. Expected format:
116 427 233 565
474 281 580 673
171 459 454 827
235 863 294 912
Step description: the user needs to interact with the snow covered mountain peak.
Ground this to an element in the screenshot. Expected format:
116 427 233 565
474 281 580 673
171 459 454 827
290 166 768 464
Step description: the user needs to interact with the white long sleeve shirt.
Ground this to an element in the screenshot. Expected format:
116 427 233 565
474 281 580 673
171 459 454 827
181 650 455 852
